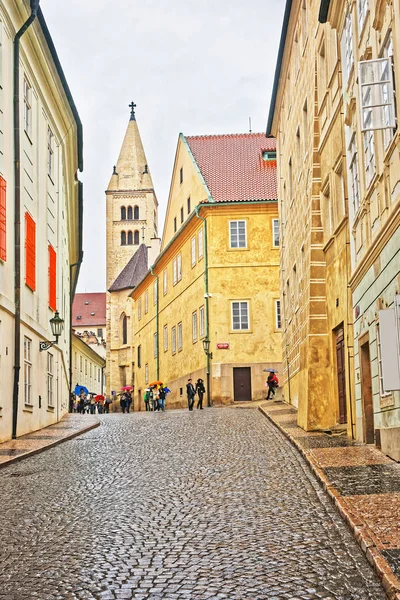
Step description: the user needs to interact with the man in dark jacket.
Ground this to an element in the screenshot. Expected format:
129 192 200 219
186 379 196 411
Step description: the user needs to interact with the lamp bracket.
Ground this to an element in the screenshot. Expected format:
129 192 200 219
39 339 57 352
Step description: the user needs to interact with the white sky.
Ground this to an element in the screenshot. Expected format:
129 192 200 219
40 0 285 292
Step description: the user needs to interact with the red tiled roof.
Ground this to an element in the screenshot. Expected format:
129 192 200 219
72 293 106 327
185 133 277 202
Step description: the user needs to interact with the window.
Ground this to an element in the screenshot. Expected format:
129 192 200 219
381 34 396 149
192 312 198 342
121 231 126 245
122 314 127 345
134 206 139 220
191 237 196 267
80 356 82 372
178 321 182 351
229 220 247 248
174 217 177 232
187 197 191 214
180 206 184 223
359 57 395 133
98 368 101 382
24 336 32 405
145 290 149 313
231 301 249 330
321 181 333 239
47 126 54 179
163 325 168 351
341 12 354 85
358 0 369 32
272 219 280 247
154 332 158 358
177 254 182 281
0 176 6 261
163 269 167 295
302 99 308 153
121 206 126 220
198 228 203 259
97 328 103 338
138 298 142 320
85 359 87 375
145 363 149 384
90 363 92 378
275 300 282 330
23 78 32 137
376 323 391 397
296 126 301 167
363 129 376 187
126 206 132 220
172 326 177 354
318 40 327 102
180 167 183 184
153 280 157 305
348 132 360 215
48 245 57 311
127 231 133 245
137 345 141 368
134 230 139 244
25 212 36 291
199 306 205 338
301 0 307 48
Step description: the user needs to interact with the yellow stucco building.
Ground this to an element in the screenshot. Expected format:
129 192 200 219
131 133 282 409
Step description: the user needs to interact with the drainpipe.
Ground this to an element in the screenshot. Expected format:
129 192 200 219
195 206 211 407
150 267 159 380
12 0 40 439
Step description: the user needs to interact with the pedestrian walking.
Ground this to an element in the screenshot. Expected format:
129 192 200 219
195 378 206 409
126 391 133 413
120 393 127 413
266 372 279 400
158 386 166 412
89 395 96 414
104 398 112 413
144 389 151 411
186 378 196 411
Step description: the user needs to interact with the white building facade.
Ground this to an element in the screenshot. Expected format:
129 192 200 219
72 334 106 397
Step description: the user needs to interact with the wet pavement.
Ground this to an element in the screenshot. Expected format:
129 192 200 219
0 408 388 599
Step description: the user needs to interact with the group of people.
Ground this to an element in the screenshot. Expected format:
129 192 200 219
143 384 169 412
119 391 133 413
186 378 206 410
72 388 113 414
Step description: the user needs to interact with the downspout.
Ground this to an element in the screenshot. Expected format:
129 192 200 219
12 0 40 439
150 267 159 380
195 206 211 407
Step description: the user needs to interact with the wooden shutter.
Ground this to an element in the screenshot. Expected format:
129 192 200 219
0 177 6 261
48 244 57 310
25 212 36 290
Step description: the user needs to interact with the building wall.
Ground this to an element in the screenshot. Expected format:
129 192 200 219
72 335 106 396
0 2 81 442
106 288 134 401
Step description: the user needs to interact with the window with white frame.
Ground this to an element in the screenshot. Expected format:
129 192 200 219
341 12 354 86
359 57 395 133
154 332 158 358
199 306 205 338
145 363 149 384
177 253 182 281
85 359 87 375
24 336 32 405
172 326 177 354
376 323 392 397
153 280 157 305
47 352 54 407
23 78 32 137
381 34 396 149
363 129 376 187
163 269 167 295
138 297 142 320
272 219 280 247
80 355 82 372
229 220 247 248
163 324 168 351
173 257 177 285
198 228 204 258
231 301 249 330
192 311 198 342
145 289 149 313
357 0 369 33
191 237 196 267
275 300 282 330
348 132 361 215
178 321 182 351
47 126 54 179
90 363 92 378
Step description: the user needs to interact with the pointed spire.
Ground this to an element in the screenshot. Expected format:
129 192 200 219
129 101 137 121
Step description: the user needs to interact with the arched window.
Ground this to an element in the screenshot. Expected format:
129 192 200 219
134 205 139 220
121 231 126 246
127 231 133 245
121 314 128 345
134 230 140 245
127 206 133 220
121 206 126 220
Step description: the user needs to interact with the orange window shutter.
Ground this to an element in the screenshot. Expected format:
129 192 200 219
25 213 36 291
48 245 57 310
0 177 6 261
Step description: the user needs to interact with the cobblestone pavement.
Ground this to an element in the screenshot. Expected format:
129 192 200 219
0 409 387 600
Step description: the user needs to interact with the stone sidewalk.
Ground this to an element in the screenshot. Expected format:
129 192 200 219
0 413 99 468
259 400 400 600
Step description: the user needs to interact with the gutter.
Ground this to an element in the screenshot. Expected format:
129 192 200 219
150 267 159 381
12 0 40 440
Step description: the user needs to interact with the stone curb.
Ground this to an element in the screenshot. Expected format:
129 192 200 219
0 419 100 471
258 404 400 600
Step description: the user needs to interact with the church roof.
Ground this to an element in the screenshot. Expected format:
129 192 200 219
72 293 106 327
109 244 149 292
185 133 277 202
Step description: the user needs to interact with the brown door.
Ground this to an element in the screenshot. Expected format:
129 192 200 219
360 337 374 444
335 326 347 424
233 367 252 401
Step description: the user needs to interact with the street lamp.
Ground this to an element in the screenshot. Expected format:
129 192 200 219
39 311 64 351
202 337 213 407
202 337 213 359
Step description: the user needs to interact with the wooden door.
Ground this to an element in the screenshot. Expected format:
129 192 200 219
335 326 347 424
233 367 252 401
360 337 374 444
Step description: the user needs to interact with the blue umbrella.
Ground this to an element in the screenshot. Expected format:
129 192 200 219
164 387 171 394
74 385 89 395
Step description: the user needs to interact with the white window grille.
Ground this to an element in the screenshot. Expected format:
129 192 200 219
154 332 158 358
357 0 369 32
191 237 196 267
23 78 32 137
163 269 167 295
199 306 205 338
229 220 247 248
348 132 361 215
272 219 280 247
275 300 282 330
341 12 354 85
145 289 149 313
363 129 376 187
177 253 182 281
145 364 149 384
198 229 204 258
47 352 54 407
192 311 198 342
172 326 177 354
359 58 395 132
173 258 177 285
47 126 54 179
178 322 182 351
163 325 168 351
24 336 32 405
231 301 250 330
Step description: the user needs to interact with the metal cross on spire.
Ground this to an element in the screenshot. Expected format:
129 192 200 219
129 101 137 121
141 226 146 242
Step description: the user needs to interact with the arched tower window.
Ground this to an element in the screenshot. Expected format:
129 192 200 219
134 230 140 245
121 206 126 220
121 231 126 246
127 231 133 245
127 206 133 220
134 205 139 220
121 314 128 345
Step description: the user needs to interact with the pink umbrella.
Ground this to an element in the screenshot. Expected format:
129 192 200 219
121 386 133 391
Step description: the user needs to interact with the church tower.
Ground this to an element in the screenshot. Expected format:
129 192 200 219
106 102 159 289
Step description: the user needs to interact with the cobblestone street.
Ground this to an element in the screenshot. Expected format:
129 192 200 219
0 409 387 600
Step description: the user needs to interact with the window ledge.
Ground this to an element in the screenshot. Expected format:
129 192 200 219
23 404 33 413
47 407 55 413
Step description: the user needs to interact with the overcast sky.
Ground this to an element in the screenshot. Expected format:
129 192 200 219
40 0 285 293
